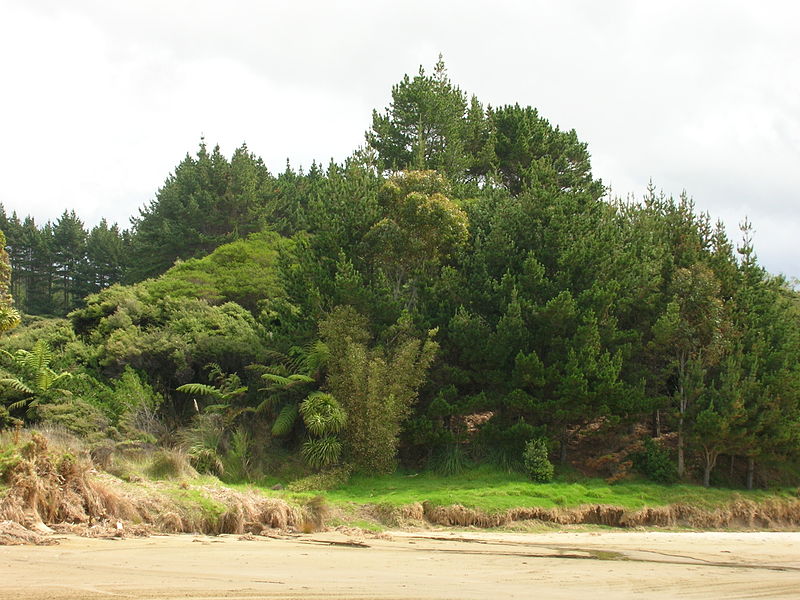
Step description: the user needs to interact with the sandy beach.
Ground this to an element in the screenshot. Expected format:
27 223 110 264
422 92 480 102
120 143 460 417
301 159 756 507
2 529 799 599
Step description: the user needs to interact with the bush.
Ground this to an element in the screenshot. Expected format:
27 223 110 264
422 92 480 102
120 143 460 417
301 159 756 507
522 438 554 483
632 438 677 483
429 444 468 476
145 449 197 480
287 465 352 492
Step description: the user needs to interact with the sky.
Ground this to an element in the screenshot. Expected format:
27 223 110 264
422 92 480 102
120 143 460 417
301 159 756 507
1 0 798 279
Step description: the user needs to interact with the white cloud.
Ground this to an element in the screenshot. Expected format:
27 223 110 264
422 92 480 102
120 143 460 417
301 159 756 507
0 0 797 277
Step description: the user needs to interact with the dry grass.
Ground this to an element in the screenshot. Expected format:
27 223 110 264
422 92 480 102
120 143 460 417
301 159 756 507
0 432 308 543
415 498 800 529
0 520 59 545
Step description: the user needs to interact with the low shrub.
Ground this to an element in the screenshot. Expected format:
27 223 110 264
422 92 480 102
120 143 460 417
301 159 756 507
522 438 554 483
429 444 469 476
288 465 352 492
145 449 197 480
632 438 677 484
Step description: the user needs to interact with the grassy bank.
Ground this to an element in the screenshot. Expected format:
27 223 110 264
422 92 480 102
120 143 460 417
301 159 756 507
2 430 799 538
309 467 798 513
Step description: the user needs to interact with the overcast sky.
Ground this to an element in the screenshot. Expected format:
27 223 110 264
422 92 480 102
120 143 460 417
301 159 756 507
1 0 798 279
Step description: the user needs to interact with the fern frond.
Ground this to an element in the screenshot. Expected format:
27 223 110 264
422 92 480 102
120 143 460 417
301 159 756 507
271 403 298 436
261 373 292 387
7 397 30 411
0 377 34 395
176 383 224 399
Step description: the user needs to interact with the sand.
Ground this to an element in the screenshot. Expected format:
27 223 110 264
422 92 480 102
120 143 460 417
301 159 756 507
1 529 799 599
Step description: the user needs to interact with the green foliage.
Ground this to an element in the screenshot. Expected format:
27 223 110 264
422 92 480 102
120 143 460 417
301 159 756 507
36 398 111 443
287 465 353 492
0 229 20 332
222 427 253 482
1 64 799 490
0 444 21 481
301 436 343 470
271 403 298 436
0 340 73 415
429 444 469 476
180 413 226 476
632 438 677 484
321 306 438 474
300 392 346 436
128 142 275 281
522 438 554 483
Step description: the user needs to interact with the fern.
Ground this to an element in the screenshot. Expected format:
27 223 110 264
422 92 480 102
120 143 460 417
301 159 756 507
261 373 314 388
271 403 299 436
0 377 33 395
176 383 224 399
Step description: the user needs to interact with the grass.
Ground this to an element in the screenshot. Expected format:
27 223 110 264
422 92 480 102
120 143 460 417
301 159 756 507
165 486 228 526
313 465 797 513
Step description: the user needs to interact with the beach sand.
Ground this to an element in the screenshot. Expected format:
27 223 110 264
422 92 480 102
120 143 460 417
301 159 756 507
2 529 799 599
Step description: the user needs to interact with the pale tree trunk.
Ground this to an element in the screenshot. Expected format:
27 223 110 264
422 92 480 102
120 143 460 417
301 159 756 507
702 447 717 487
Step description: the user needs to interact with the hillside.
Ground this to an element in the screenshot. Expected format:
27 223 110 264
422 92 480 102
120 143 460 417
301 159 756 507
1 60 799 509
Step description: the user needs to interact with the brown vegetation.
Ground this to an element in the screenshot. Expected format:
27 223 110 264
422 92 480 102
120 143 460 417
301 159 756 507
418 498 800 529
0 433 308 543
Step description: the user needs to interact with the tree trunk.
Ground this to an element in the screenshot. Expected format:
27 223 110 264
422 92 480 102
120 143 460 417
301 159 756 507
652 409 661 437
746 456 755 490
560 428 568 464
702 448 716 487
677 418 685 478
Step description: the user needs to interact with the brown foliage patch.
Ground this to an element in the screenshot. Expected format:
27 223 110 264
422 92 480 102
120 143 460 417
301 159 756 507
0 520 59 546
0 433 306 543
414 499 800 529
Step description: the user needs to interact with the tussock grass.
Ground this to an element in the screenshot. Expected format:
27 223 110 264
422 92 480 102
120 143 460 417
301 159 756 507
0 430 309 541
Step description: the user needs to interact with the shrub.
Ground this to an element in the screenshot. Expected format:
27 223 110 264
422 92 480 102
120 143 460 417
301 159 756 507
522 438 554 483
145 449 197 480
632 438 677 484
287 465 352 492
429 444 468 476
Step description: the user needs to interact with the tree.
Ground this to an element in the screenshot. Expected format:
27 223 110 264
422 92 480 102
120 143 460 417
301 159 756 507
320 306 438 473
0 229 20 333
651 264 729 477
52 210 87 312
364 170 468 309
128 141 273 281
299 392 346 469
367 56 471 179
83 219 124 294
490 104 603 198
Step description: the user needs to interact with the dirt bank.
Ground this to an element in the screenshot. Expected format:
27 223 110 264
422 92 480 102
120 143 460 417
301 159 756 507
2 530 799 599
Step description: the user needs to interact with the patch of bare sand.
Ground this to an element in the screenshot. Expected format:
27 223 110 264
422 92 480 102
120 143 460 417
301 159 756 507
1 530 799 599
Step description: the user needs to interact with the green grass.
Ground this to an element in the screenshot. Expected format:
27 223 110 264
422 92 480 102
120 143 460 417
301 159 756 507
312 465 797 513
165 487 228 524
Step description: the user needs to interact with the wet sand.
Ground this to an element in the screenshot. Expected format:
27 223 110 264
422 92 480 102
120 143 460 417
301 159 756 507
2 529 799 599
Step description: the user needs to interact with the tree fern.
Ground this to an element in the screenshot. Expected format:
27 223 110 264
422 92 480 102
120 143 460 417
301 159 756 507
176 383 224 399
271 403 299 436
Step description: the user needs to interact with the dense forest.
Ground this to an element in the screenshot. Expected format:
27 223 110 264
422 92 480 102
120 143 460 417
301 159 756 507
1 59 799 490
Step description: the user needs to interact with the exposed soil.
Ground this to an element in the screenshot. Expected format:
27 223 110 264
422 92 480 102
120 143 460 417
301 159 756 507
2 529 800 599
